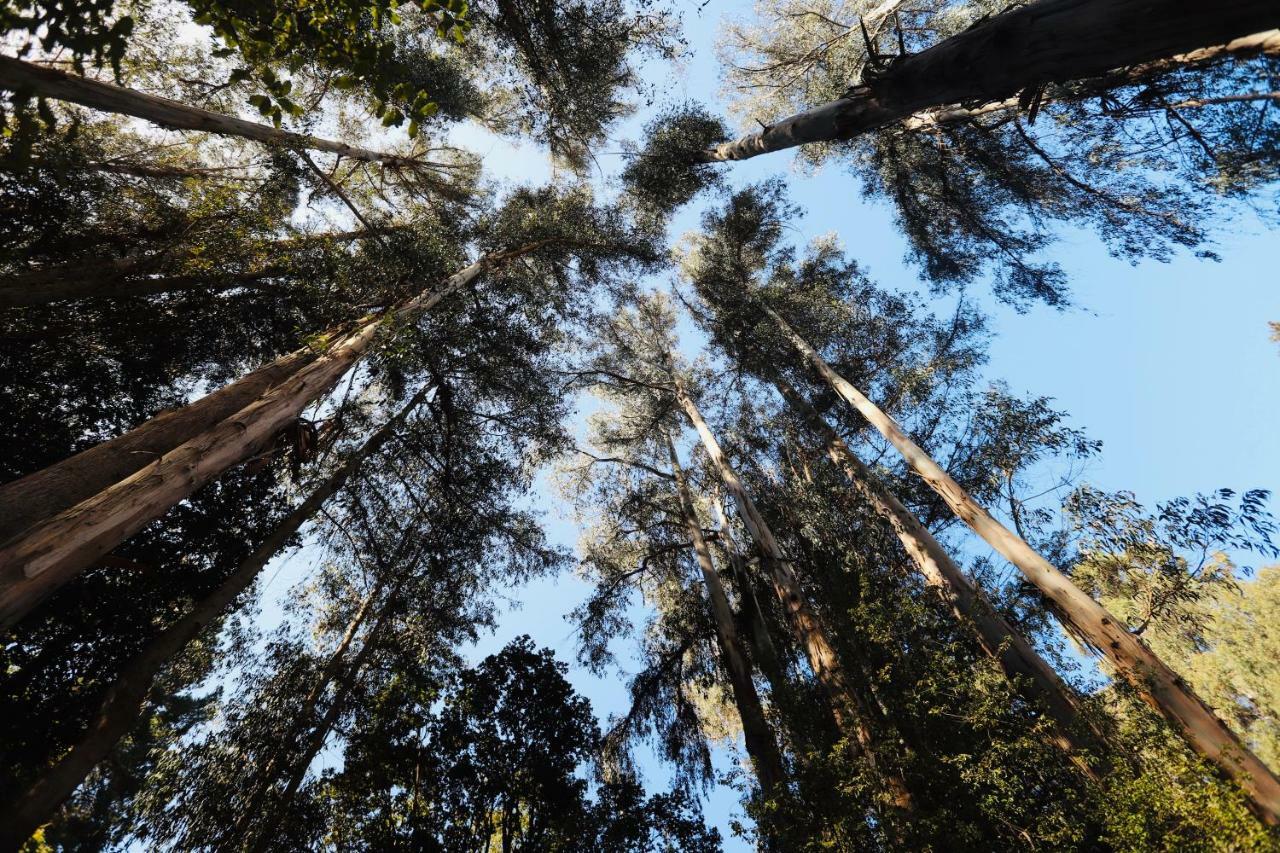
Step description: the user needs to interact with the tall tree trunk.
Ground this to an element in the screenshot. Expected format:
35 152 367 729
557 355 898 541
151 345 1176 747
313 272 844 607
665 433 788 799
711 495 786 694
763 304 1280 824
0 229 378 308
703 0 1280 161
0 387 430 850
670 374 917 819
0 267 289 308
772 374 1103 775
0 243 549 628
0 349 315 544
0 57 426 168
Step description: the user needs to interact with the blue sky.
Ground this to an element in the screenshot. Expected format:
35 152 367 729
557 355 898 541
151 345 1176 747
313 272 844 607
453 0 1280 845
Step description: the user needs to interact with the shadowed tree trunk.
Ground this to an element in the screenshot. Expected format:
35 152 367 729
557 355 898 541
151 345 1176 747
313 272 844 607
665 433 787 799
670 373 917 820
0 386 432 850
0 242 551 628
772 373 1103 776
762 304 1280 825
0 57 429 168
703 0 1280 161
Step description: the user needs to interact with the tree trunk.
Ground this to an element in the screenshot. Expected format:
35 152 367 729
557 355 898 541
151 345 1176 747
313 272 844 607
0 267 289 308
772 374 1104 776
711 495 786 693
242 576 402 852
703 0 1280 161
665 433 788 798
0 57 426 168
0 349 315 545
764 304 1280 824
0 386 432 851
0 245 533 628
671 374 917 818
0 229 378 308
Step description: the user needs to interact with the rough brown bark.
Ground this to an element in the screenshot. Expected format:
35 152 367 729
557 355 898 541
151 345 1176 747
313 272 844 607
772 374 1103 775
0 387 430 851
671 374 916 817
665 434 787 798
764 305 1280 824
0 57 426 167
704 0 1280 161
0 245 540 628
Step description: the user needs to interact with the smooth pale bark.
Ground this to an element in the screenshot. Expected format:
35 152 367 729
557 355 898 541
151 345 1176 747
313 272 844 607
0 388 430 850
666 434 787 798
0 57 425 168
671 375 916 816
764 304 1280 824
772 374 1101 774
0 244 544 628
703 0 1280 161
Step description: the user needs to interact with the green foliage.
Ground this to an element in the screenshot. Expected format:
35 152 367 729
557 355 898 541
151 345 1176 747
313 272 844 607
620 102 727 224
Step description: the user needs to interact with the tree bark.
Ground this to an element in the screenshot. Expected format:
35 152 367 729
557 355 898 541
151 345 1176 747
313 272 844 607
0 349 314 545
0 387 431 850
0 267 289 308
671 374 917 817
665 433 787 799
772 374 1103 775
763 304 1280 824
711 495 785 693
0 57 426 168
703 0 1280 161
0 243 546 628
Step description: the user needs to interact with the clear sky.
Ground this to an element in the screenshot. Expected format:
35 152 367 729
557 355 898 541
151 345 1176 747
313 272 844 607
444 0 1280 846
243 2 1278 845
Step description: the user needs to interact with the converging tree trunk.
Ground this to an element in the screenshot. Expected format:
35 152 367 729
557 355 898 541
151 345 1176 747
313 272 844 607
711 494 786 693
0 243 549 628
703 0 1280 161
762 304 1280 824
665 433 787 799
670 374 917 819
772 374 1102 775
0 387 432 850
0 57 428 168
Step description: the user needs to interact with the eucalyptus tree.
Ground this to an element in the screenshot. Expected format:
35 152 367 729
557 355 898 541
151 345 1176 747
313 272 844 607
680 181 1280 827
704 0 1280 307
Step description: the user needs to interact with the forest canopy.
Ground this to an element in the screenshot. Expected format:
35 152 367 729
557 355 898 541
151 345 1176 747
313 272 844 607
2 0 1279 849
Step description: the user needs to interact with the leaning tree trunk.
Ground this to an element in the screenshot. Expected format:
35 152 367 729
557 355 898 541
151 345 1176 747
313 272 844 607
772 374 1102 775
666 433 788 799
0 57 426 168
0 229 378 308
670 374 917 819
0 243 548 628
703 0 1280 161
0 267 289 308
763 304 1280 824
0 386 431 851
711 494 786 694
